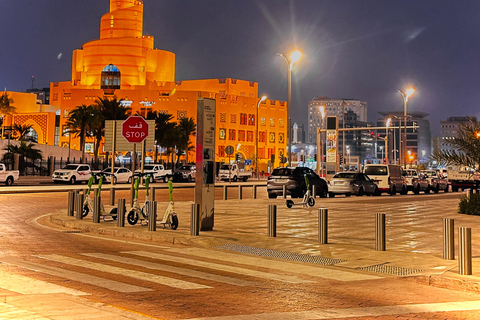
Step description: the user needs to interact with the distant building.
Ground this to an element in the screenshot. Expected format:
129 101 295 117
26 87 50 105
292 122 305 143
440 116 476 153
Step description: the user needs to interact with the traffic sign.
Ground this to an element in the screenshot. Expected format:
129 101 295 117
122 116 149 143
225 145 234 156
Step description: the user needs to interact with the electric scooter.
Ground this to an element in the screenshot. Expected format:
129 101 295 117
82 172 118 220
126 173 152 226
158 180 179 230
285 174 315 208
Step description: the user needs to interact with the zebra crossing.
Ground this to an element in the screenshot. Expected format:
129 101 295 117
0 246 380 296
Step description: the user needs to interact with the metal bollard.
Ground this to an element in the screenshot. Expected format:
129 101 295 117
109 187 115 206
191 203 200 236
67 191 75 217
76 193 84 220
443 218 455 260
73 190 80 215
223 185 228 200
253 185 257 199
459 227 472 275
150 187 156 202
375 213 386 251
283 185 287 199
318 208 328 244
469 188 474 199
148 201 157 231
238 186 243 200
268 204 277 237
312 185 316 199
93 195 100 223
117 198 126 227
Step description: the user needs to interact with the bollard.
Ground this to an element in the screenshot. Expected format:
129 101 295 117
443 218 455 260
67 191 75 217
469 188 474 199
117 199 126 227
253 185 257 199
93 195 101 223
191 203 200 236
109 187 115 206
318 208 328 244
459 227 472 275
76 193 84 220
268 204 277 237
150 187 156 202
312 185 316 199
375 213 386 251
130 184 135 206
238 186 243 200
223 185 228 200
283 185 287 199
148 201 157 231
73 190 80 215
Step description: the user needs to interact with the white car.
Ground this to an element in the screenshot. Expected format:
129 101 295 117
101 167 133 184
52 164 91 184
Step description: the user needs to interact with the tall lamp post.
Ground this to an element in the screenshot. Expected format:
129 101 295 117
385 117 391 164
277 50 302 166
319 105 325 177
397 88 415 168
256 95 267 179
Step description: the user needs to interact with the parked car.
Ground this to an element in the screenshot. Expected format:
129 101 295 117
404 169 429 194
218 163 252 182
135 164 171 183
267 167 328 199
101 167 133 184
363 164 407 195
422 169 449 193
168 165 196 182
0 163 19 186
327 172 379 197
52 164 91 184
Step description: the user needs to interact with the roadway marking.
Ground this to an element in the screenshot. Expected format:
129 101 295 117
37 254 212 290
0 258 150 293
124 251 314 284
162 247 382 281
82 253 255 287
0 267 88 295
182 300 480 319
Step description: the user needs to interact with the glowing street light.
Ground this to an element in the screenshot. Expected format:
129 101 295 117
256 95 267 179
277 50 302 166
397 87 415 168
385 117 392 164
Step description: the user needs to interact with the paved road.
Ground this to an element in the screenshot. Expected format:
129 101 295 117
1 190 480 319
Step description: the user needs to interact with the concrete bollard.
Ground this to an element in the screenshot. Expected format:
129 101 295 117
191 203 200 236
93 195 100 224
117 198 126 227
443 218 455 260
76 193 84 220
67 191 75 217
253 185 257 199
283 185 287 199
109 187 116 206
238 186 243 200
223 185 228 200
318 208 328 244
375 213 386 251
268 204 277 237
312 185 317 199
459 227 472 275
148 201 157 231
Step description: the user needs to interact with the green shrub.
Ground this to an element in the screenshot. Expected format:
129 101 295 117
459 193 480 215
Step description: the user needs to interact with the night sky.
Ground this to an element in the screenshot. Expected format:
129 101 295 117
1 0 479 136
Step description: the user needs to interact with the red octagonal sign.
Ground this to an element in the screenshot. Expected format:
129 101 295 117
122 116 149 143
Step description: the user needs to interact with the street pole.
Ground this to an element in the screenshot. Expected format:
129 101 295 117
342 100 345 171
256 96 267 179
397 88 414 169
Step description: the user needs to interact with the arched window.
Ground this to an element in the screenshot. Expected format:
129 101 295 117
101 64 121 89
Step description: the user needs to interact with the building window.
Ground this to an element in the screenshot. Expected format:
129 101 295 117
248 114 255 126
101 64 121 89
269 132 275 143
219 128 226 140
270 118 275 127
261 117 266 126
231 114 236 123
259 131 266 142
240 113 247 125
247 131 254 142
229 129 236 140
238 130 245 141
218 146 225 157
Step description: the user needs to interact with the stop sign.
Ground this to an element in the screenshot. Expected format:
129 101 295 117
122 116 149 143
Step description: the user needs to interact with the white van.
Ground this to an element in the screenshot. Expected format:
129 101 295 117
363 164 407 195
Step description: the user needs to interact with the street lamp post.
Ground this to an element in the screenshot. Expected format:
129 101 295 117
277 50 301 166
397 88 415 168
385 117 391 164
319 105 325 177
256 95 267 179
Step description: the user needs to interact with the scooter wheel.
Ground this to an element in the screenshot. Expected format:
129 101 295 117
286 200 294 208
170 214 179 230
307 197 315 207
127 210 138 225
82 204 89 218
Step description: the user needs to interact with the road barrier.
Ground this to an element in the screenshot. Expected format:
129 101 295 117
375 213 386 251
268 204 277 237
148 201 157 232
117 199 126 227
191 203 200 236
443 218 455 260
67 191 75 217
459 227 472 275
318 208 328 244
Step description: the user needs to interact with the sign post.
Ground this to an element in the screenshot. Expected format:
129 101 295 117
225 145 234 184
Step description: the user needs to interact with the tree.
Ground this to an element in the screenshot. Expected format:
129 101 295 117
12 123 34 142
175 117 196 164
431 117 480 170
0 92 15 138
3 141 42 174
145 111 175 163
66 104 97 162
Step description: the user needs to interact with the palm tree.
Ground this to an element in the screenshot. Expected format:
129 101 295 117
66 104 97 162
3 141 42 174
431 117 480 170
12 123 34 141
0 92 15 138
175 117 196 165
145 111 174 163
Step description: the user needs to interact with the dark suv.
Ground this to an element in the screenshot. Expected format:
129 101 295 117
267 167 328 199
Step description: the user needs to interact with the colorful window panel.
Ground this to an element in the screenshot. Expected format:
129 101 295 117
218 146 225 157
279 119 284 128
219 128 226 140
247 131 254 142
229 129 236 140
259 131 266 142
270 118 275 127
231 114 236 123
238 130 245 141
261 117 266 126
269 132 275 143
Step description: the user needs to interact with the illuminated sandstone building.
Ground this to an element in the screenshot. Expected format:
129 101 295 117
15 0 287 169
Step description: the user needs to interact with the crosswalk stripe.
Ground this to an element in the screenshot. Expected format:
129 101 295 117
0 265 87 296
181 300 480 319
162 247 382 281
124 251 314 284
82 253 256 287
37 254 212 290
0 258 150 293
